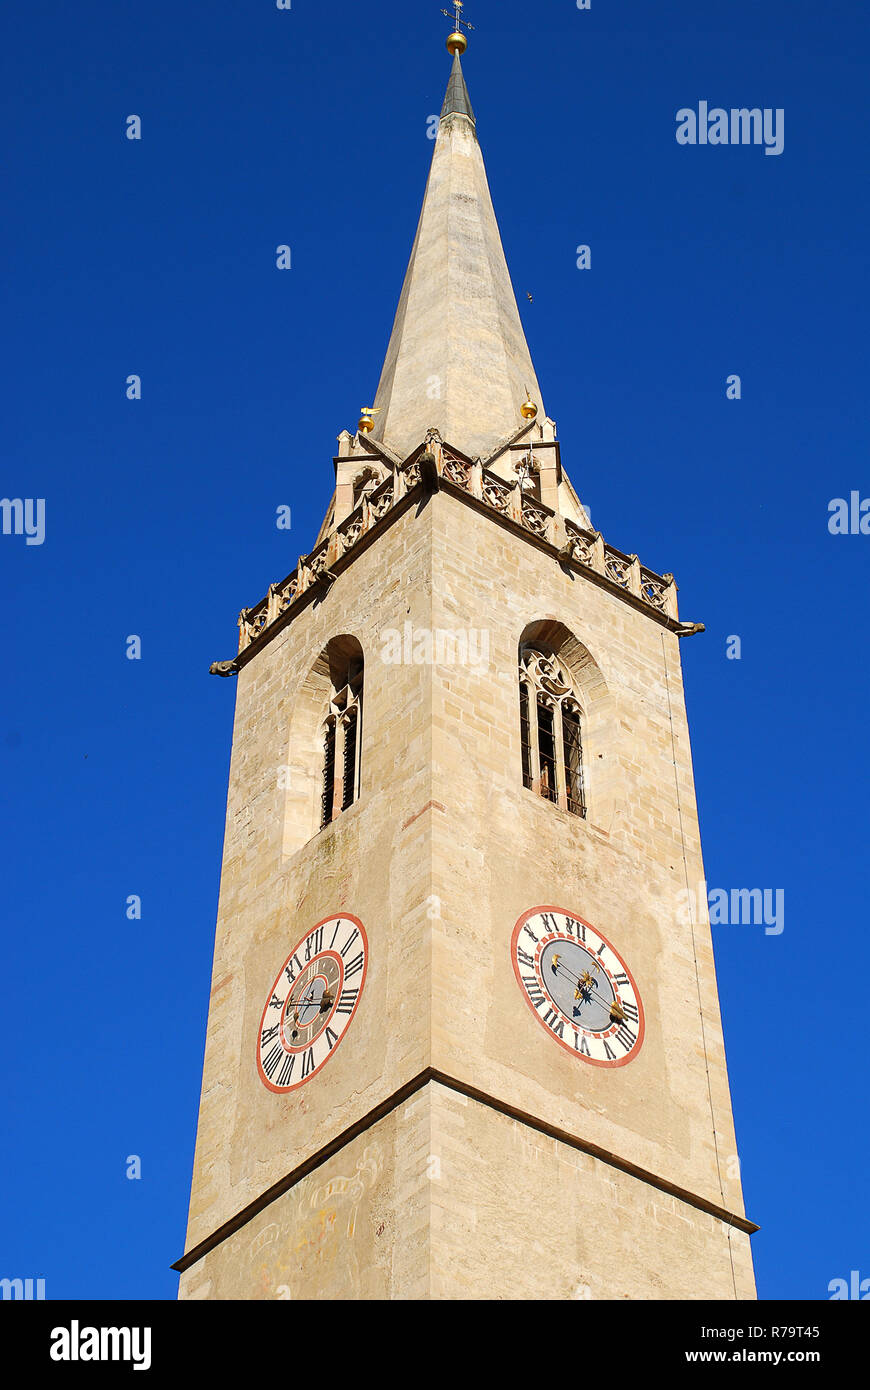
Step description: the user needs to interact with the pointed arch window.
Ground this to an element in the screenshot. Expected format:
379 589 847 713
519 646 586 818
319 649 363 830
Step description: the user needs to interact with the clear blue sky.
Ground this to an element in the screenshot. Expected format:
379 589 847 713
2 0 867 1300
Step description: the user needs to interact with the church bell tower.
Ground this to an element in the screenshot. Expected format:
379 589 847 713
175 20 758 1301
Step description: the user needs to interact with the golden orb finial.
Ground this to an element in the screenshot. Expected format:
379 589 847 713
357 407 379 434
442 4 473 56
521 394 538 421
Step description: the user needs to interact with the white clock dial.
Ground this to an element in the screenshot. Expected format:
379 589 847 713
257 914 368 1092
512 906 644 1067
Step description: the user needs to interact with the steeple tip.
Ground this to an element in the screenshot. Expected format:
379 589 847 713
369 7 544 462
440 51 476 125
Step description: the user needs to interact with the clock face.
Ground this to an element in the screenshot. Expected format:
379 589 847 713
511 906 644 1067
256 914 368 1093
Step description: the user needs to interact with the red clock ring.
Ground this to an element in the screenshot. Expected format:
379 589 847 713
510 903 645 1068
256 913 368 1093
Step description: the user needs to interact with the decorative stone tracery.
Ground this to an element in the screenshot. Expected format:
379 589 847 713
519 646 586 818
236 442 680 655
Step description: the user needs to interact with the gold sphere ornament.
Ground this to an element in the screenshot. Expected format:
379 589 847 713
446 30 467 56
521 395 538 421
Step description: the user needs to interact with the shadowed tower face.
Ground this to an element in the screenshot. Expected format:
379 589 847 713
176 32 757 1302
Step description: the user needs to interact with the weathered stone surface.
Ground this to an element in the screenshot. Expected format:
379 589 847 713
180 1083 754 1301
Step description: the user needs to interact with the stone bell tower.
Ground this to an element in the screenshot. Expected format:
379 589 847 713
175 24 757 1301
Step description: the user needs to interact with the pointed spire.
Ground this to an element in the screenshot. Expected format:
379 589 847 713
440 51 475 125
368 49 545 462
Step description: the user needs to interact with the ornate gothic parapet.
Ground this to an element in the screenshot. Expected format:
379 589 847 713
236 443 680 655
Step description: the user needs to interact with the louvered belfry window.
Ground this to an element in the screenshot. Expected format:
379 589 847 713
319 658 363 830
518 646 587 819
320 719 337 829
341 708 358 812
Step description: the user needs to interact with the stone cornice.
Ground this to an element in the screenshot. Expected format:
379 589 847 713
171 1067 758 1274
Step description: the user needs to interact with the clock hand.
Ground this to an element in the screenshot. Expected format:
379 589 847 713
549 952 602 989
550 956 624 1020
284 986 336 1033
551 955 608 999
293 988 335 1013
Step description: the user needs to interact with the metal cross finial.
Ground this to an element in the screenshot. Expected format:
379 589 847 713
441 2 474 36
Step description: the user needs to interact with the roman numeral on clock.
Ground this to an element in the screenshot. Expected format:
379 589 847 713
261 1024 279 1046
620 1000 639 1023
324 1026 339 1051
336 988 359 1014
539 912 558 933
277 1053 295 1087
262 1043 283 1080
522 974 546 1008
340 928 360 957
300 1047 316 1078
614 1024 637 1053
543 1008 565 1039
516 947 534 968
344 951 364 980
305 927 323 961
564 916 585 941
